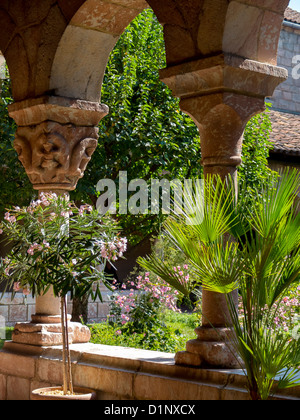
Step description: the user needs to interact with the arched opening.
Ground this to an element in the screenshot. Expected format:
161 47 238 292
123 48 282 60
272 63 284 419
0 2 298 400
70 8 202 324
50 0 149 102
0 0 291 327
74 8 201 238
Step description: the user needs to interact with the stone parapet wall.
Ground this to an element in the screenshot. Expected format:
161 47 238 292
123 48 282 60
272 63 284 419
0 293 35 327
0 342 299 401
0 290 114 327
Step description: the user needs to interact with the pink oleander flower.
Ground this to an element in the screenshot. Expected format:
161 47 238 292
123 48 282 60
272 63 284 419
79 204 93 216
4 212 16 223
13 282 21 292
108 242 116 251
101 246 108 258
61 210 73 217
27 243 43 256
22 287 31 296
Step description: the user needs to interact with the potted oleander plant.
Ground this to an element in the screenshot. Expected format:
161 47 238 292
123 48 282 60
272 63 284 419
139 170 300 400
0 192 127 400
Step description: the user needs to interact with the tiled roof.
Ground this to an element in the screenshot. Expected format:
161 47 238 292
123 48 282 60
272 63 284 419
269 110 300 157
284 7 300 24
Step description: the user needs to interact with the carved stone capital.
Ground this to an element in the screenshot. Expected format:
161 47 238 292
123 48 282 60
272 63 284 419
14 121 99 191
160 54 288 101
9 96 109 191
160 54 288 178
8 95 109 127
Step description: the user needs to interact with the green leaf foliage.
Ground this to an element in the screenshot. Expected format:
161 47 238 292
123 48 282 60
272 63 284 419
74 9 201 244
0 74 35 214
139 170 300 400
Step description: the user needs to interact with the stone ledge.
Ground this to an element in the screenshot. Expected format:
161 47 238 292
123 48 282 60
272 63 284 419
0 342 299 400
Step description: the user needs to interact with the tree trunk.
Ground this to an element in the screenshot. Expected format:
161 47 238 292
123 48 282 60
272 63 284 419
61 296 73 395
72 294 89 324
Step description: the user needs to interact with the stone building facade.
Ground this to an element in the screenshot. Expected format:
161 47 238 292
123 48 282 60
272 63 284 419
0 287 113 327
268 8 300 170
270 8 300 114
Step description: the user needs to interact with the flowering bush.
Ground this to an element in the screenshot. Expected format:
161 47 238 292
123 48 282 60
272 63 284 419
0 193 127 300
104 267 196 352
238 285 300 339
109 271 182 324
270 285 300 338
0 192 128 395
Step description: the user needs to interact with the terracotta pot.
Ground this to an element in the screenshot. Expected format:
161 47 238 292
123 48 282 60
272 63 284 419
31 386 96 401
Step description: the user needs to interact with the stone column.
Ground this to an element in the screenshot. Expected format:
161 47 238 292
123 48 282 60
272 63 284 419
6 95 108 346
160 54 287 368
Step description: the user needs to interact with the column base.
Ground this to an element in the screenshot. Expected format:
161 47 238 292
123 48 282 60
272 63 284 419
175 327 241 369
11 314 91 347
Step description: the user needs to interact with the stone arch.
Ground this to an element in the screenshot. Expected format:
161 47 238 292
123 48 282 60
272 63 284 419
49 0 290 104
0 0 291 103
50 0 148 102
0 0 89 101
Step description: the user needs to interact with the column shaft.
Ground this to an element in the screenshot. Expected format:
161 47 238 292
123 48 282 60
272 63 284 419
160 54 287 368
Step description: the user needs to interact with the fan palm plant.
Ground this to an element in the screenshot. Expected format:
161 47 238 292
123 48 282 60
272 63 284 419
139 170 300 400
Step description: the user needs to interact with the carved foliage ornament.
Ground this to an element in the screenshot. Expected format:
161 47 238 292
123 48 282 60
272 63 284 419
14 121 99 191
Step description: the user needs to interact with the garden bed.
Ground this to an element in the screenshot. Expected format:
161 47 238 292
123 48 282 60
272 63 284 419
89 310 198 353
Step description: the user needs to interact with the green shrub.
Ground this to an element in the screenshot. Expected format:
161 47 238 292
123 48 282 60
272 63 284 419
89 310 197 353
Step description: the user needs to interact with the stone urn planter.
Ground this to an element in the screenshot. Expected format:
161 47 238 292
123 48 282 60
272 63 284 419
31 386 96 401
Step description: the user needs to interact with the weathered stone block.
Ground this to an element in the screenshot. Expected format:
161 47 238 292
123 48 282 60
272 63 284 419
223 2 264 60
0 374 6 400
70 0 140 35
9 305 28 323
88 302 98 320
0 352 36 378
7 376 31 401
197 0 228 56
50 25 117 101
164 24 197 65
98 302 110 318
57 0 86 21
36 357 64 385
73 363 134 397
235 0 289 14
0 306 8 321
113 0 147 9
257 11 283 65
